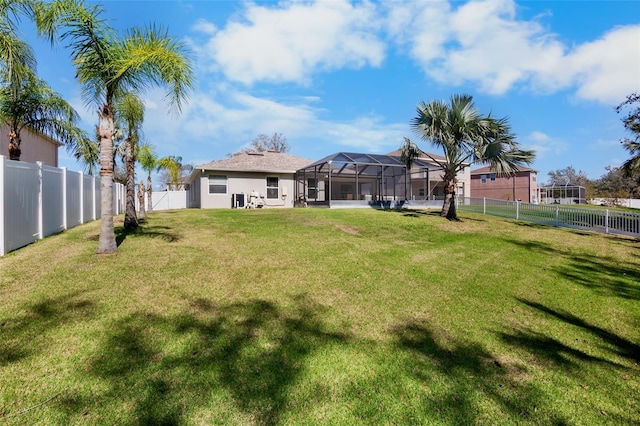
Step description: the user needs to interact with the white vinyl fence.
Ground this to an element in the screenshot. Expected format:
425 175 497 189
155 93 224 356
0 156 125 256
137 190 188 212
458 197 640 237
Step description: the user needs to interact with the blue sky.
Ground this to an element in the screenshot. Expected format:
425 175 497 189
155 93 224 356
21 0 640 185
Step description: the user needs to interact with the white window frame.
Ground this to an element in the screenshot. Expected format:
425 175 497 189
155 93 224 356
266 176 279 199
209 175 227 194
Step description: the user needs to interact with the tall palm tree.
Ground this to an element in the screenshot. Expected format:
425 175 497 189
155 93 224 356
115 92 144 230
42 0 193 254
0 0 38 89
404 94 535 219
137 142 157 213
0 72 90 160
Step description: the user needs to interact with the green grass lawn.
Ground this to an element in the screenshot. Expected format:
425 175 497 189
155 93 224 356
1 208 638 425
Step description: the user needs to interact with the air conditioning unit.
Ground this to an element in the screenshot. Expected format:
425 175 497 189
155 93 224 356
232 193 245 208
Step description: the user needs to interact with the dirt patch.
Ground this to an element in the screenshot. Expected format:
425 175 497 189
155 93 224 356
336 224 359 235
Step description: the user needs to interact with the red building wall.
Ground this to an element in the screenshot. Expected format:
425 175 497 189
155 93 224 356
470 170 536 202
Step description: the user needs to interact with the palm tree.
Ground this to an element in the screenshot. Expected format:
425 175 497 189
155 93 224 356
42 0 193 254
114 92 144 230
137 180 146 221
0 72 90 160
137 142 157 213
0 0 37 89
156 155 182 190
404 94 535 219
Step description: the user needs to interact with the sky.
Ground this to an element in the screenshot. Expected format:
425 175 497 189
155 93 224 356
19 0 640 186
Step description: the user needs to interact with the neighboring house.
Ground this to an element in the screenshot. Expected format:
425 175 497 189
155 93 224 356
385 149 471 200
0 125 62 167
470 166 538 203
188 151 313 209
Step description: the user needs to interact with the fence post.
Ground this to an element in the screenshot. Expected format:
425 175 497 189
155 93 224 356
483 197 486 215
605 209 609 234
516 200 520 220
555 205 559 225
0 156 5 256
62 167 67 230
92 174 96 220
37 162 44 240
79 170 84 224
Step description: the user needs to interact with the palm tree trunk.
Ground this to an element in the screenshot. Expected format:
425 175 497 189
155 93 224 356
440 175 458 219
97 103 117 254
7 130 21 160
123 137 138 229
137 181 146 221
147 174 153 213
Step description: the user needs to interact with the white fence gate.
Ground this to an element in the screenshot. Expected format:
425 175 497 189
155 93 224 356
0 156 125 256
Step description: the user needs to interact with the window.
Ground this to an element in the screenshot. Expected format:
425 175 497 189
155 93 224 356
208 175 227 194
481 174 487 184
307 178 317 198
266 177 279 199
490 173 496 181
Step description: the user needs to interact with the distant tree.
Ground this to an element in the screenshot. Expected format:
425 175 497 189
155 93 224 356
546 166 590 186
137 142 157 213
137 181 146 221
114 93 145 230
243 132 290 153
157 155 192 190
592 165 640 202
403 94 535 219
615 93 640 176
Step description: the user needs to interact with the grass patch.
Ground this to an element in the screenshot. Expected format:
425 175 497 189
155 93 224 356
1 208 639 425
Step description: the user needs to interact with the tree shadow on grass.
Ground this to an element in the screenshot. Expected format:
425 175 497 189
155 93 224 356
389 319 569 425
510 299 640 364
0 291 96 366
501 237 640 301
113 223 182 247
56 294 349 425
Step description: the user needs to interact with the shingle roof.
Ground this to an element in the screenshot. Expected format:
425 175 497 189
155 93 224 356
471 165 537 175
196 151 313 173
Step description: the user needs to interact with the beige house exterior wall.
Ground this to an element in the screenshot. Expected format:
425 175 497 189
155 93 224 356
0 125 61 167
197 171 297 209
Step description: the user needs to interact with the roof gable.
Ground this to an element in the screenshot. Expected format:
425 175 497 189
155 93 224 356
197 151 313 173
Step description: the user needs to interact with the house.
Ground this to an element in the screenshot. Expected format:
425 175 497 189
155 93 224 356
470 166 538 203
187 149 472 210
0 125 62 167
188 151 313 209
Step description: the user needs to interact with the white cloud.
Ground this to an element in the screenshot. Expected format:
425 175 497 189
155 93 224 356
194 0 385 85
563 25 640 104
524 130 568 158
386 0 640 104
138 86 406 163
191 18 217 35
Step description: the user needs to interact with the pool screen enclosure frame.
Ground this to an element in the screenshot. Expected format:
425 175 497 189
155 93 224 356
294 152 443 207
